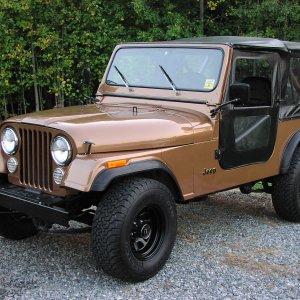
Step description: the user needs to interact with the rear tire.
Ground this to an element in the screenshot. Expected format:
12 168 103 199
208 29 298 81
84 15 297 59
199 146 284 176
272 148 300 222
0 207 38 240
92 177 177 281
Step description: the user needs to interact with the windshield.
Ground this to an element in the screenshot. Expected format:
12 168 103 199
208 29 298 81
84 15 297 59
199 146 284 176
106 47 223 92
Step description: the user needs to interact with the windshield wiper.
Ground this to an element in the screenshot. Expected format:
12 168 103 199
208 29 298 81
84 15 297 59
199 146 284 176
106 79 118 85
159 65 178 91
114 65 130 88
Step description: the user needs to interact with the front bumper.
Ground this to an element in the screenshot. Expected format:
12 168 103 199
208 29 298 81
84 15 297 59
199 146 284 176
0 184 69 227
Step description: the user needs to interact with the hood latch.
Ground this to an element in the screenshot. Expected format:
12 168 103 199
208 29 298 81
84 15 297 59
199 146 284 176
83 141 95 155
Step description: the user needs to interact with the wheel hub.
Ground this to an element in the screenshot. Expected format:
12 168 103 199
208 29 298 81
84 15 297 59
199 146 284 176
141 224 152 239
130 206 164 260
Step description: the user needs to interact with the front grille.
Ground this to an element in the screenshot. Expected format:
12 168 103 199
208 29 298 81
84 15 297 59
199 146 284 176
19 127 53 192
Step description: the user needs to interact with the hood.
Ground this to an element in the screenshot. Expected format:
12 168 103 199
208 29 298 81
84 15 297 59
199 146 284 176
7 103 213 153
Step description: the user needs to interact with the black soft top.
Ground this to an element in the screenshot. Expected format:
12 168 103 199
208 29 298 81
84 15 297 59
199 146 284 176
177 36 300 53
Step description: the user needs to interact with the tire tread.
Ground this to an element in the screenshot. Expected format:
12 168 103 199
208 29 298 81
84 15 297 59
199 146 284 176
272 148 300 222
91 177 176 281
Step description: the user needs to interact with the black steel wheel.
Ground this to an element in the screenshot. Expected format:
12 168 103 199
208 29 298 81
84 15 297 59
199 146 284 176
272 148 300 222
130 206 165 260
92 177 177 282
0 206 38 240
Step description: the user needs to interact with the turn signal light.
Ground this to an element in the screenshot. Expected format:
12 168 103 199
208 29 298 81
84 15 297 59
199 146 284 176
107 160 127 169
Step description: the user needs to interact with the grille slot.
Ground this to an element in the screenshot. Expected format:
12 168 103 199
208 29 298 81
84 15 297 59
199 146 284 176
19 128 53 191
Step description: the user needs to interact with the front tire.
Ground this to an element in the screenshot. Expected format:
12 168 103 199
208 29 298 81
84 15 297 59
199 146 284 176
92 177 177 281
0 207 38 240
272 148 300 222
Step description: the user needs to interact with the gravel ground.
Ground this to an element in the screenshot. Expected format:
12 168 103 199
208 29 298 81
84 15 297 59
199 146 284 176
0 189 299 300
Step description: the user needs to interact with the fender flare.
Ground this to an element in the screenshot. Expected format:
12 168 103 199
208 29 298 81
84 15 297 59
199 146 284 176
90 160 182 196
280 129 300 174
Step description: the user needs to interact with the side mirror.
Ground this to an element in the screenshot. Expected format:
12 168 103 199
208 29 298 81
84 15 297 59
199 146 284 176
229 83 250 106
82 68 91 85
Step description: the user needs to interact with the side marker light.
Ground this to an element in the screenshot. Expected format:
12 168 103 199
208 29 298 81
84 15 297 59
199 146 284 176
107 160 127 169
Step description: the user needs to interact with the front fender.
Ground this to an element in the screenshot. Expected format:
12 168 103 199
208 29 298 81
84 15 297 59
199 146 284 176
90 159 180 192
63 153 181 196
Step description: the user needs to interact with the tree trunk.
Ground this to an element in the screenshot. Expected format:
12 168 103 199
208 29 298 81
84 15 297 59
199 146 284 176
31 45 40 112
20 71 26 114
9 95 14 115
3 94 7 119
39 85 43 110
59 83 64 107
199 0 204 35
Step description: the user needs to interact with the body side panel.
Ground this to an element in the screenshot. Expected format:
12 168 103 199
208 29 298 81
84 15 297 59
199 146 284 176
62 119 300 199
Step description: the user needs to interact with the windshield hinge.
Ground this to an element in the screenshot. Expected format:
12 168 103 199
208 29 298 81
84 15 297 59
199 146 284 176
215 149 222 160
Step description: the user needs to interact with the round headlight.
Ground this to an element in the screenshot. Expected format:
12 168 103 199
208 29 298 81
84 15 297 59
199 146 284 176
1 127 18 155
51 136 72 166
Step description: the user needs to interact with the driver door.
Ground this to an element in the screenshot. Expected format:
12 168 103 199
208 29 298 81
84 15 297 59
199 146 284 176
219 51 280 169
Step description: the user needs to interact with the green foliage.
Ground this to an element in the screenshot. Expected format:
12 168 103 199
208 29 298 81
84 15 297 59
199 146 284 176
0 0 299 116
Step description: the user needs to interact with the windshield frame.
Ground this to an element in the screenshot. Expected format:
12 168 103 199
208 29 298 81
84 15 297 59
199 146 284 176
105 46 225 93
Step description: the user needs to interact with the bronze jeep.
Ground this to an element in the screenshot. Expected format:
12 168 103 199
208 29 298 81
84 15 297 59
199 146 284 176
0 36 300 281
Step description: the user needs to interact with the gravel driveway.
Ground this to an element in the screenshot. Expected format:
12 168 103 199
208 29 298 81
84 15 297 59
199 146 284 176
0 190 299 300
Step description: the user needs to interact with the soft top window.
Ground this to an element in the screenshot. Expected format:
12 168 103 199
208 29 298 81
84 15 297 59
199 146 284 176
234 57 273 82
106 47 223 92
288 57 300 104
232 53 277 107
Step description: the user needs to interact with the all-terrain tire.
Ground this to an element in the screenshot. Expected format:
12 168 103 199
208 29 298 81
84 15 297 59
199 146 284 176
0 207 38 240
272 148 300 222
91 177 177 282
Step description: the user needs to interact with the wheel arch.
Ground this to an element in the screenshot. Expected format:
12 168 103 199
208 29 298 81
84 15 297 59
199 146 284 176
90 160 184 203
280 129 300 174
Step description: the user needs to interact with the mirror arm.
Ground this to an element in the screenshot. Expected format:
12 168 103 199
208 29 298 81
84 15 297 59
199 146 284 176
210 98 240 118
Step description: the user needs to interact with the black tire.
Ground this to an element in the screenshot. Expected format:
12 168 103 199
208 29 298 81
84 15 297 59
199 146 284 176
272 148 300 222
0 207 38 240
92 177 177 282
